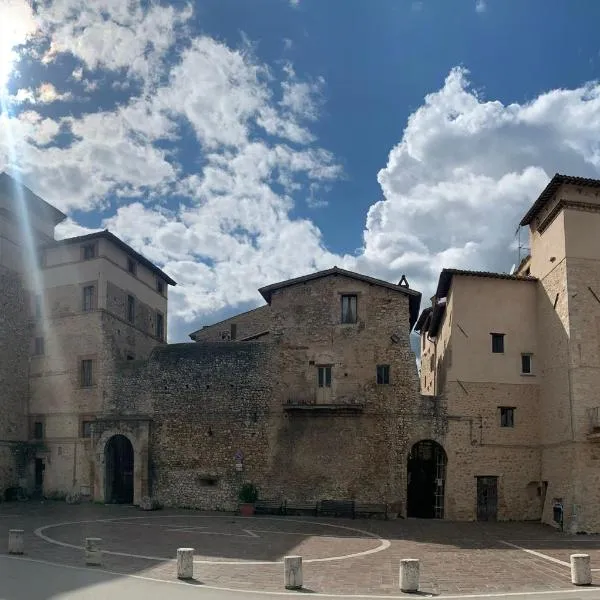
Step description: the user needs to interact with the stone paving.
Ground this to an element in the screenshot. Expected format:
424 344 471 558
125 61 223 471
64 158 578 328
1 501 600 596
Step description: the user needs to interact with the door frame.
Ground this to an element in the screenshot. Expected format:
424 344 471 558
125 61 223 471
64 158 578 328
476 475 498 521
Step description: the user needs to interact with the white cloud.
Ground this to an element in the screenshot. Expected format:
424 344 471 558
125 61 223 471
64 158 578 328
12 82 72 104
289 0 300 7
475 0 487 13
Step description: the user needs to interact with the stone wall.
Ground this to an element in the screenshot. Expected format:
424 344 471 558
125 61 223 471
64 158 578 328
0 266 30 491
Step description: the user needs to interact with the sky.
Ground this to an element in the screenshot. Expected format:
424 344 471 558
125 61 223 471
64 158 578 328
3 0 600 343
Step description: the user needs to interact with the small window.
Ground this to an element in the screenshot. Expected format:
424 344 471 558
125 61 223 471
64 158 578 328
82 244 96 260
156 312 164 340
127 294 135 323
521 353 532 374
81 359 94 387
341 294 357 324
128 258 137 275
157 278 165 294
376 364 390 385
126 354 135 361
491 333 505 353
230 323 237 340
317 365 332 388
33 421 43 440
34 294 42 319
34 336 44 356
82 285 95 312
500 407 515 428
81 421 93 438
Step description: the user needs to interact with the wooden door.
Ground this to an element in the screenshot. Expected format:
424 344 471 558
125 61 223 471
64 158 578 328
477 476 498 521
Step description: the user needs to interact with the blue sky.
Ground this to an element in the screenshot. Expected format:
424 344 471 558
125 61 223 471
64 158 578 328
3 0 600 341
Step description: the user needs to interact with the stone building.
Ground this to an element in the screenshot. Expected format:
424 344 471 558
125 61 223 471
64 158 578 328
417 173 600 532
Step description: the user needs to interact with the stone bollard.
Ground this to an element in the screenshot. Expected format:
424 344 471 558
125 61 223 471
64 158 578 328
8 529 24 555
571 553 592 586
284 555 303 590
400 558 420 592
85 537 102 566
177 548 194 580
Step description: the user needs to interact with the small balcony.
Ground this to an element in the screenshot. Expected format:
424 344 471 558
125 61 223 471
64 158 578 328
283 386 365 413
587 407 600 440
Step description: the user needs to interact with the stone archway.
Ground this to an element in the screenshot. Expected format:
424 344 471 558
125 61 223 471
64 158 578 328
95 429 146 506
407 440 447 519
105 435 134 504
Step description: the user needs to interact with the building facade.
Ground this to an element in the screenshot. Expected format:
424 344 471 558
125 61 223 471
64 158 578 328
417 174 600 532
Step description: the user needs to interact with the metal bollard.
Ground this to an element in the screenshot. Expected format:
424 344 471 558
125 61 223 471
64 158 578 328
177 548 194 580
85 537 102 566
400 558 420 592
8 529 24 555
571 553 592 586
284 555 303 590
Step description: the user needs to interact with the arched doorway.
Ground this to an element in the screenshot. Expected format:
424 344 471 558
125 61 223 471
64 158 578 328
407 440 447 518
105 435 134 504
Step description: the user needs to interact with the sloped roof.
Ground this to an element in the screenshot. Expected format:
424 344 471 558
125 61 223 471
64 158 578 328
435 268 536 299
258 266 422 329
520 173 600 227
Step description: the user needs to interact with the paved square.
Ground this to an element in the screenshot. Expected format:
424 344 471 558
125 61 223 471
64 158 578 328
2 502 599 596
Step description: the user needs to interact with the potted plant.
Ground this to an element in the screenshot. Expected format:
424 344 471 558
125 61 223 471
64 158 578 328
238 482 258 516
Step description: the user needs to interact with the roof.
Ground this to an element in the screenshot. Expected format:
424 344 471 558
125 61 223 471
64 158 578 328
520 173 600 227
45 230 176 286
435 268 537 299
188 305 269 340
0 172 66 226
414 306 432 333
258 266 422 329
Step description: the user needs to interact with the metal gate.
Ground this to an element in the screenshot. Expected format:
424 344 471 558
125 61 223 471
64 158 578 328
434 445 446 519
476 476 498 521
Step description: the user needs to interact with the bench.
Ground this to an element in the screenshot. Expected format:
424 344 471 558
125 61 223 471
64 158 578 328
254 499 285 515
354 503 389 520
318 499 355 519
284 501 318 516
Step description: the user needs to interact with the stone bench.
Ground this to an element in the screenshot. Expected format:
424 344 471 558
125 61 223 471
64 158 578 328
255 499 285 515
354 502 389 519
284 501 318 516
318 499 356 519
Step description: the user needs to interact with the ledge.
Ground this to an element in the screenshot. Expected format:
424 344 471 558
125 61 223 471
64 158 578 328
283 402 364 413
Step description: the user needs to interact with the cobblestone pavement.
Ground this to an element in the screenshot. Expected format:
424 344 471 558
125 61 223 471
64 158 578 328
1 502 599 597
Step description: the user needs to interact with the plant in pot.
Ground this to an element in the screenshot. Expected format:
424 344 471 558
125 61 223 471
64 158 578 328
238 482 258 516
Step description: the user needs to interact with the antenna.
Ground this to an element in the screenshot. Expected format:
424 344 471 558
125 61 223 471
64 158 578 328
515 224 530 267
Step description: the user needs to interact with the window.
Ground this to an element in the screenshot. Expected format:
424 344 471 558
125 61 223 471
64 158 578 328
81 359 94 387
127 258 137 275
34 336 44 356
157 278 165 294
127 294 135 323
82 243 96 260
126 354 135 361
500 407 515 428
377 364 390 385
341 294 357 324
521 353 533 375
230 323 237 340
491 333 505 354
34 294 42 319
317 365 332 388
82 285 95 312
33 421 43 440
81 421 93 438
156 312 164 340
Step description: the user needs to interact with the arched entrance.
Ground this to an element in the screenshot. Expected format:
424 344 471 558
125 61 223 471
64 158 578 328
407 440 447 519
105 435 134 504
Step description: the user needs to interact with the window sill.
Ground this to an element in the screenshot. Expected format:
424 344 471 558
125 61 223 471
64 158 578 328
520 373 536 377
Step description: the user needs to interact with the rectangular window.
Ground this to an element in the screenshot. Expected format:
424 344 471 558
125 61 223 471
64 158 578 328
376 364 390 385
81 359 94 387
157 278 164 294
128 258 137 275
491 333 505 353
317 366 332 388
34 336 44 356
156 312 164 340
127 294 135 323
341 294 357 324
81 421 93 438
500 407 515 428
35 294 42 319
230 323 237 340
126 354 135 361
82 285 95 312
82 243 96 260
521 353 532 374
33 421 43 440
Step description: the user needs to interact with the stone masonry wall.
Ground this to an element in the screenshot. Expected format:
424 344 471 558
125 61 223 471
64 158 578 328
0 266 29 491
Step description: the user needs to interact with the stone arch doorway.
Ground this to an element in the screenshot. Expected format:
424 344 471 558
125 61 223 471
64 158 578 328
407 440 447 519
105 435 134 504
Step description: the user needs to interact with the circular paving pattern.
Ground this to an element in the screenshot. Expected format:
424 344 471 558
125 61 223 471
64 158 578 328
34 514 390 566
